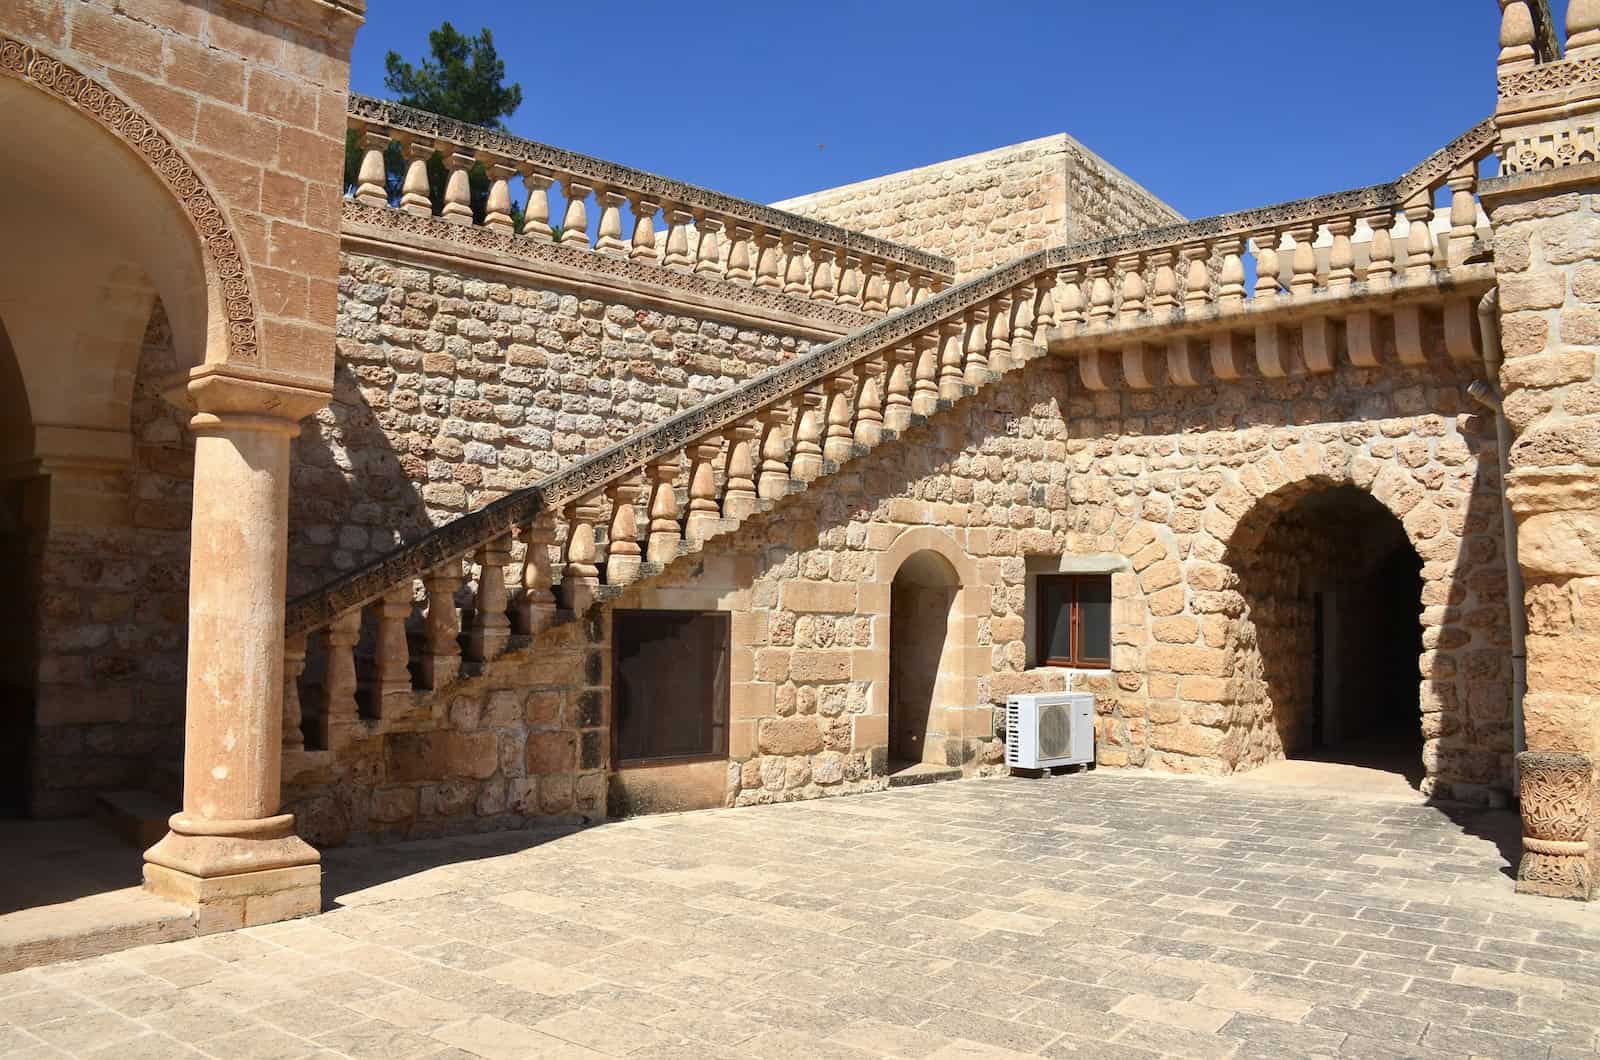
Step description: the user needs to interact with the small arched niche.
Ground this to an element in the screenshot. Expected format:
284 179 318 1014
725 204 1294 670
889 549 963 768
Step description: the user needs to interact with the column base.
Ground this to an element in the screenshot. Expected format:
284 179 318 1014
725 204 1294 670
143 814 322 932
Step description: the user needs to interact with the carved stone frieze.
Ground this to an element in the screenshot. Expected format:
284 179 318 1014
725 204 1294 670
1498 55 1600 101
1516 750 1594 900
346 93 953 279
0 36 259 363
343 202 876 332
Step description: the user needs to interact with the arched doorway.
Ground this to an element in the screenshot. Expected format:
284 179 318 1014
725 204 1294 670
1229 485 1425 783
889 550 962 768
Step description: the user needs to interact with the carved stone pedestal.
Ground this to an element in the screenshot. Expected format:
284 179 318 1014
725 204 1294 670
1516 751 1595 901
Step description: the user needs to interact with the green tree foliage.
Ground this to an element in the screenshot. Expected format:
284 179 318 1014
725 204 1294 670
344 23 528 230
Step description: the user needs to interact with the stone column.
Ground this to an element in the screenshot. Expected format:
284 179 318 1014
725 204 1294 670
143 371 329 930
1486 35 1600 899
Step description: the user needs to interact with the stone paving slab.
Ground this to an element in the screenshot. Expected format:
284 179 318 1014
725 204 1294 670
2 771 1599 1059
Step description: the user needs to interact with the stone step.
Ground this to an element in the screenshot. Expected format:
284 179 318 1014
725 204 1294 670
94 790 174 850
886 762 964 788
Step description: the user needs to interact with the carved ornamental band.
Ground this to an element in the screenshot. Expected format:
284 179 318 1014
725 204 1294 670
0 36 259 363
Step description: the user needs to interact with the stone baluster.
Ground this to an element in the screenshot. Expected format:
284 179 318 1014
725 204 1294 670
754 231 783 290
809 244 836 302
466 537 511 660
913 334 942 415
863 261 888 313
595 187 627 256
319 609 362 750
987 296 1012 374
1252 228 1281 301
1447 164 1479 267
282 632 306 752
854 358 885 448
563 498 603 612
885 344 916 429
1086 263 1114 325
354 130 390 208
372 583 414 716
482 161 515 234
694 213 723 277
783 237 809 296
1034 270 1059 331
1149 251 1178 319
515 516 558 636
559 178 592 248
1326 217 1356 290
520 166 554 239
1182 242 1210 312
961 306 990 386
886 267 909 312
938 319 966 401
838 255 864 308
1116 255 1145 321
662 207 694 271
684 441 724 540
399 139 433 216
1217 238 1246 308
1573 0 1600 57
1011 284 1036 361
1404 192 1435 280
721 422 760 520
757 408 792 500
791 389 825 480
1499 0 1538 69
824 374 857 462
420 562 462 689
1364 210 1397 289
726 226 755 284
1287 224 1318 297
629 197 660 264
440 151 473 226
605 475 644 584
647 457 683 564
910 273 932 305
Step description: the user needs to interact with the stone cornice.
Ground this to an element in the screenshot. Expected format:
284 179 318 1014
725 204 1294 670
345 93 954 279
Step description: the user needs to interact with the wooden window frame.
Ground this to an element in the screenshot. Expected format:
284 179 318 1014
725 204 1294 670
611 609 730 769
1036 573 1112 669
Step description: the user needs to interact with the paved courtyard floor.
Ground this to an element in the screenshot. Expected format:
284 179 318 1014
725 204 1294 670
3 770 1599 1059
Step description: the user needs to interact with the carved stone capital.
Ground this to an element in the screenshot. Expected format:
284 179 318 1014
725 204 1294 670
1517 750 1594 900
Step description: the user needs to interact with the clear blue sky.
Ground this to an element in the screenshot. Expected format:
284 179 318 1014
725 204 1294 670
349 2 1506 222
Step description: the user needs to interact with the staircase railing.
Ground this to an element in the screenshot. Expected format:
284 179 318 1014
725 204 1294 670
284 118 1500 755
345 93 955 313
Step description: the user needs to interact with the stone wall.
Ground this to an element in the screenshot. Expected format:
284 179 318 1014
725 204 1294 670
29 307 193 815
771 135 1182 278
285 337 1514 843
289 252 821 595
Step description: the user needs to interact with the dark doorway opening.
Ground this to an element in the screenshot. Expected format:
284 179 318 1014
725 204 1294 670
1238 485 1425 788
612 610 729 766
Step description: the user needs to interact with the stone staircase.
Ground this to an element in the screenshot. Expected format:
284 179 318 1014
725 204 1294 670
281 119 1501 789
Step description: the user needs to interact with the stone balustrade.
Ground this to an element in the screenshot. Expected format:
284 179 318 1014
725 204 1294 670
345 94 953 312
283 118 1502 755
1043 119 1501 391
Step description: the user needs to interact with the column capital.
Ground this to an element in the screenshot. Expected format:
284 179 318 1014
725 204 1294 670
164 367 332 437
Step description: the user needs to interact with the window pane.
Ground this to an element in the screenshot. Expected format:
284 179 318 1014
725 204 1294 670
614 611 729 763
1041 580 1074 663
1077 576 1111 662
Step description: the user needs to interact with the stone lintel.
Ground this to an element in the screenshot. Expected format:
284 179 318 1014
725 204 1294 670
1480 161 1600 208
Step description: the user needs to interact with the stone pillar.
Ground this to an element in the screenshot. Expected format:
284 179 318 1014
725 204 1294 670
143 371 329 930
1486 31 1600 899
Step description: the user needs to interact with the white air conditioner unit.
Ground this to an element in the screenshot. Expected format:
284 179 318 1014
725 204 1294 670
1006 692 1095 770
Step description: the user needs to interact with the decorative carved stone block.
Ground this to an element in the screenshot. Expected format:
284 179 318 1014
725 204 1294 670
1516 750 1595 900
